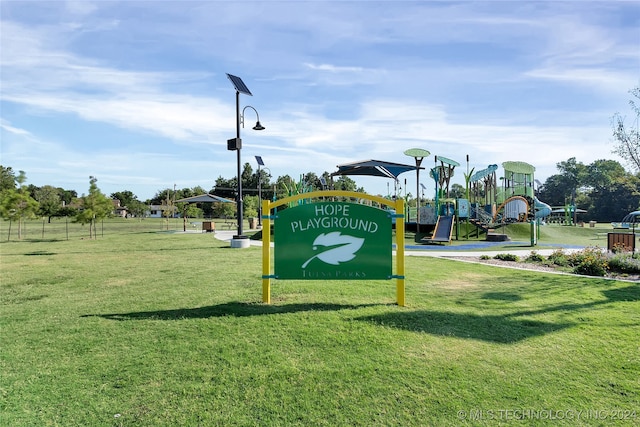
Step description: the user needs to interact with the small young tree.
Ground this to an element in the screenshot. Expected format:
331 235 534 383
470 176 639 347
0 171 39 240
243 195 259 218
76 176 113 238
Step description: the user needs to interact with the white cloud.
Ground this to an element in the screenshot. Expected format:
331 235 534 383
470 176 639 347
0 119 33 137
304 63 366 73
65 0 98 16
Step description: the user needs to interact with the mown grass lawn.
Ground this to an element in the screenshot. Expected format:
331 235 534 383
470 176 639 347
1 230 638 426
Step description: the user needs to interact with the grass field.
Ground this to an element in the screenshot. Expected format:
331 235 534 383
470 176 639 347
0 215 628 250
1 220 639 426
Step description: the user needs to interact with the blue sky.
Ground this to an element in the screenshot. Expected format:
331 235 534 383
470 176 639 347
1 1 638 201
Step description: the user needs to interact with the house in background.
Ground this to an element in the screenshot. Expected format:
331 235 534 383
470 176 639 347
112 199 128 218
145 205 177 218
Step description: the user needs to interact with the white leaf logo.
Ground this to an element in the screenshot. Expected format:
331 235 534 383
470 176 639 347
301 232 365 268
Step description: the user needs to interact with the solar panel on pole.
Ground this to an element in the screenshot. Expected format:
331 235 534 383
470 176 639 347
226 73 253 96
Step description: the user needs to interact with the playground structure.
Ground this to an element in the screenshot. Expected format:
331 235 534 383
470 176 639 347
611 210 640 230
421 159 551 244
327 157 551 245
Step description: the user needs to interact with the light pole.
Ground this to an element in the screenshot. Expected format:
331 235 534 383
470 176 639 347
255 156 266 227
404 148 430 236
226 73 265 248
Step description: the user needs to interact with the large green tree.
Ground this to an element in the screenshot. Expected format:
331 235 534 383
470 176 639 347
110 190 138 209
111 190 149 218
538 174 569 206
449 183 466 200
540 157 639 222
584 159 627 189
556 158 587 194
587 173 640 222
332 176 361 192
611 87 640 172
58 188 77 206
34 185 62 222
213 176 236 200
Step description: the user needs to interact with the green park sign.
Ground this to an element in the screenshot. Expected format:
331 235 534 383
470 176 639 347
274 202 392 280
261 190 406 306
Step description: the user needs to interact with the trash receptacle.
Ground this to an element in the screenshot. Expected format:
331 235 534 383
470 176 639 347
249 218 257 229
608 232 635 252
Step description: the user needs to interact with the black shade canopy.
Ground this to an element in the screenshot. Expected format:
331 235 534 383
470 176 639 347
331 159 422 180
176 194 234 203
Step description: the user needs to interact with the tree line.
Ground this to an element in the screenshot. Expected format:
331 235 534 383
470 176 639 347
538 157 639 222
2 153 637 237
0 165 362 238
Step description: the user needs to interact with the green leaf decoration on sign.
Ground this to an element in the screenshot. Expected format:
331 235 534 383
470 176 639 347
301 232 365 268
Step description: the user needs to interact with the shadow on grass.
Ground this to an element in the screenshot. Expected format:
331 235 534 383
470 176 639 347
355 310 572 343
356 284 639 343
601 284 640 302
482 291 522 301
83 301 386 321
24 250 57 256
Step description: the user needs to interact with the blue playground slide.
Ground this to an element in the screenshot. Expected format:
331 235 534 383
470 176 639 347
534 197 551 219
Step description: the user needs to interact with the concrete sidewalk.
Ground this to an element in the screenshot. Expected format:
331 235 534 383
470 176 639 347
213 229 265 247
212 229 591 256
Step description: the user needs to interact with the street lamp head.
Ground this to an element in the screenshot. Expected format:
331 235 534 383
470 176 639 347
241 105 265 130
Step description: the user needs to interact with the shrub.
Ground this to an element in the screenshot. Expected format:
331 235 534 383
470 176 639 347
608 254 640 274
479 255 490 260
525 251 545 263
547 249 569 267
569 247 608 277
494 253 519 262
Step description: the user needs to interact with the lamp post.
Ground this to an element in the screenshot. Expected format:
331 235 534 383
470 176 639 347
226 74 265 248
255 156 266 227
404 148 430 236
